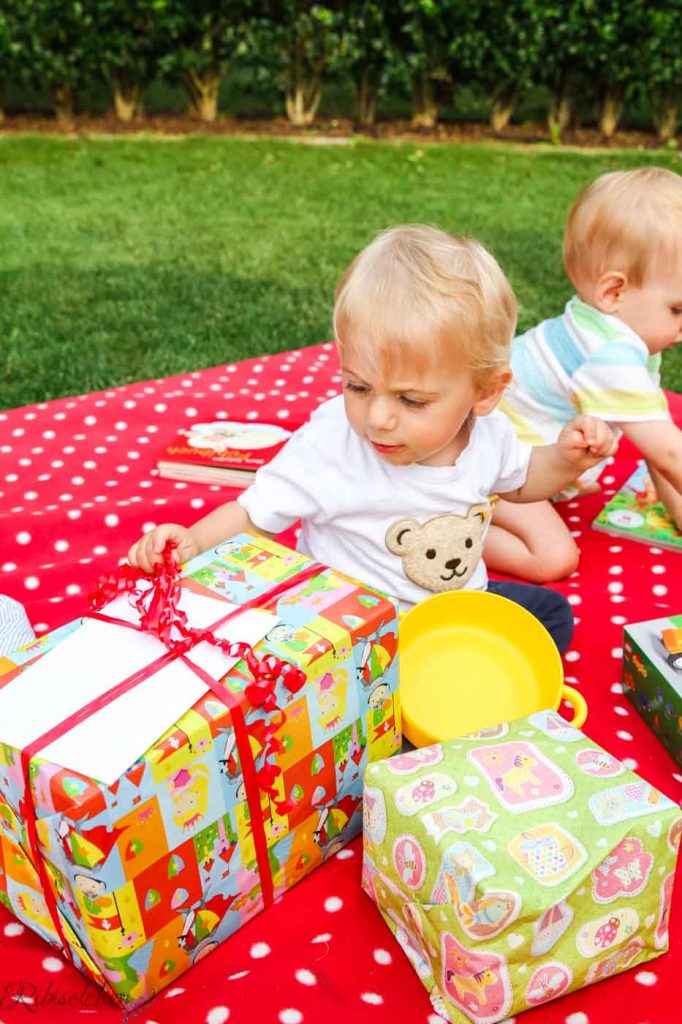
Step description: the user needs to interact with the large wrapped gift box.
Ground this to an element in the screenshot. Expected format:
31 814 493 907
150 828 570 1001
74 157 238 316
0 533 400 1008
622 613 682 768
362 711 681 1024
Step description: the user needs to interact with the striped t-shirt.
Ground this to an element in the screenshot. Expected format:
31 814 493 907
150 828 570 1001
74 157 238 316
500 296 670 486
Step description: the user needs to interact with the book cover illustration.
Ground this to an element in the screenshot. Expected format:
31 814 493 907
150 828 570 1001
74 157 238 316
592 460 682 552
157 420 294 486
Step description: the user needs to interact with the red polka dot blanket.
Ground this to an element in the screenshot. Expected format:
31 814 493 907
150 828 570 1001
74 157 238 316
1 343 680 1024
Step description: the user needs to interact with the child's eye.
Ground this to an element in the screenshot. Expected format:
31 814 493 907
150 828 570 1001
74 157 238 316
400 395 427 409
345 381 368 395
671 307 682 316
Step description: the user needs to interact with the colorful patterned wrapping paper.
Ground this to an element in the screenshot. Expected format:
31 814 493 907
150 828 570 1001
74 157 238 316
0 532 400 1008
362 711 681 1024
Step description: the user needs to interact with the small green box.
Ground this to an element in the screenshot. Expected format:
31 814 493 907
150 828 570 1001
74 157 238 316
362 712 682 1023
623 614 682 768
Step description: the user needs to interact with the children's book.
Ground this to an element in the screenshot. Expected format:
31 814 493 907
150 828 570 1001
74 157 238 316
156 419 296 487
592 460 682 552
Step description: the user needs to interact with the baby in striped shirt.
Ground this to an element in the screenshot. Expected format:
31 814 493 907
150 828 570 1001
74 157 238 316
488 167 682 582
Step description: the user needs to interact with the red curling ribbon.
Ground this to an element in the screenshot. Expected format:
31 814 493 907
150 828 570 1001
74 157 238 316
18 545 326 964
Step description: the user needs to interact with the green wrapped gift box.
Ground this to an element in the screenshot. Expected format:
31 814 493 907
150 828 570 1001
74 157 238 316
622 613 682 767
362 711 682 1024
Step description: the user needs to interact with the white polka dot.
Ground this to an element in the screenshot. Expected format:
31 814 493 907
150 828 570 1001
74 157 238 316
279 1012 302 1024
154 403 168 413
93 545 108 555
206 1010 230 1024
42 956 64 972
565 1014 589 1024
324 896 343 912
360 993 384 1005
608 565 622 575
567 594 581 605
651 564 666 574
66 584 81 596
227 970 250 980
608 581 623 594
190 498 205 509
613 705 629 716
611 647 623 659
164 987 185 998
295 969 317 986
310 933 331 944
84 415 97 425
2 562 17 572
104 514 120 527
4 922 25 937
610 594 625 604
653 584 668 596
373 948 392 965
635 970 658 986
616 730 633 741
16 531 31 545
24 576 40 590
610 616 626 625
54 540 69 552
564 651 580 662
250 942 271 959
67 510 81 520
622 757 638 770
335 847 354 859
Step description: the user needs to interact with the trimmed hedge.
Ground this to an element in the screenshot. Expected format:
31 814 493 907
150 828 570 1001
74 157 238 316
1 1 681 140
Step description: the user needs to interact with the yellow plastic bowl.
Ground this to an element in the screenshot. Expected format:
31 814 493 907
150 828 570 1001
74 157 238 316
399 590 587 747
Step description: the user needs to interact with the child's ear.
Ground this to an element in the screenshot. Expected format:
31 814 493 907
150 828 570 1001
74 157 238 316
594 271 628 313
472 370 512 416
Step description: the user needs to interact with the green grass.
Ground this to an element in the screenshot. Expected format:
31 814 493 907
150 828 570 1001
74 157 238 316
1 136 681 410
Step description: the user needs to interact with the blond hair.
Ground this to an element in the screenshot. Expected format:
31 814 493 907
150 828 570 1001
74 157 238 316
564 167 682 289
333 225 516 386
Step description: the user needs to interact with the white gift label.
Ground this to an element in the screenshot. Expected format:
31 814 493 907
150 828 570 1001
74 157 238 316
0 587 279 785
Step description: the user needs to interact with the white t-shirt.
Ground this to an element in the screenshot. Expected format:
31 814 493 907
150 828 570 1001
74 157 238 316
238 396 531 608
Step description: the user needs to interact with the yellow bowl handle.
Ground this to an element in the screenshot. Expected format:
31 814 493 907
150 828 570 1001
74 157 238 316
561 684 588 729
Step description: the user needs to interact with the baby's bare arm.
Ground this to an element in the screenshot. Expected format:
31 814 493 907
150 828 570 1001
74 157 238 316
128 501 276 574
618 420 682 526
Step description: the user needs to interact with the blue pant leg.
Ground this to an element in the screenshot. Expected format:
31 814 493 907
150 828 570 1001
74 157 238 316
486 580 574 655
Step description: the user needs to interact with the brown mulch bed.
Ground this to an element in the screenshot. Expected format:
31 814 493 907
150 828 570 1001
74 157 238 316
0 111 676 149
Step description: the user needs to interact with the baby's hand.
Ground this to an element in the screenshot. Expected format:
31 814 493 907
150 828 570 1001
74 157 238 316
558 415 617 469
127 524 200 575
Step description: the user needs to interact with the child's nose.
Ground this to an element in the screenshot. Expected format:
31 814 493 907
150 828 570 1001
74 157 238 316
368 396 397 430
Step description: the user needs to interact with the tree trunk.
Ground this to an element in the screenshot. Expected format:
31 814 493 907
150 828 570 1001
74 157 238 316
111 70 141 122
284 73 322 126
650 90 679 142
183 64 221 122
52 82 74 123
547 85 573 141
0 80 4 124
490 84 518 133
411 72 438 129
355 67 377 127
599 87 623 138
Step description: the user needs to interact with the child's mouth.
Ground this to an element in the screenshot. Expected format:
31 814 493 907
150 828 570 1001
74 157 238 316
371 441 405 455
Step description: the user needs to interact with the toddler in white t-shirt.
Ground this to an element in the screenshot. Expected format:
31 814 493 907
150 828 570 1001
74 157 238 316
127 225 616 653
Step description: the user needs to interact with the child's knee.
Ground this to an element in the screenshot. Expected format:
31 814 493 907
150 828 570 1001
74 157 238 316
525 541 579 583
